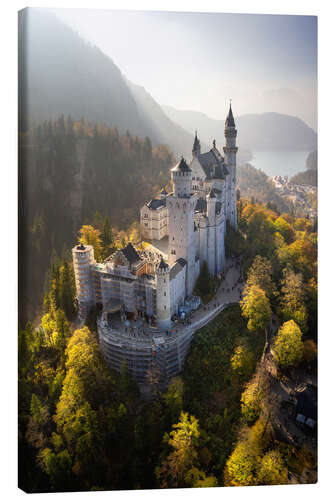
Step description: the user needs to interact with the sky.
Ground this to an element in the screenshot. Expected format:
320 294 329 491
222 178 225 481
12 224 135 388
52 8 317 130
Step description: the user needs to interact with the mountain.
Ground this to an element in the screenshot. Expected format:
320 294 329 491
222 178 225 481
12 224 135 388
125 81 197 157
18 8 194 157
163 106 317 153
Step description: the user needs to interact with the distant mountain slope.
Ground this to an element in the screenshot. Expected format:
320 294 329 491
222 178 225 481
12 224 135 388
19 9 146 135
18 8 194 157
163 106 317 152
126 81 198 157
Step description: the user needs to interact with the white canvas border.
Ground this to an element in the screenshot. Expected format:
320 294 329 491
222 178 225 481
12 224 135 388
0 0 330 498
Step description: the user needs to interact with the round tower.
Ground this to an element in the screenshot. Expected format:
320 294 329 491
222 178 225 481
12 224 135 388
223 102 238 167
156 258 171 330
192 131 201 158
223 102 238 230
72 244 95 317
171 157 192 198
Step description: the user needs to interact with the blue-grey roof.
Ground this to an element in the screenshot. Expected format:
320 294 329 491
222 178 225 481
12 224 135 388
171 157 192 172
170 258 187 280
158 258 169 270
195 198 207 213
121 243 141 265
198 148 226 179
225 104 235 128
146 198 166 210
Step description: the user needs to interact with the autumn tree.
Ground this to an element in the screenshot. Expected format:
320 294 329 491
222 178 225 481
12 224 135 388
273 320 303 369
280 266 308 332
58 260 76 319
163 377 184 426
223 441 258 486
78 225 103 261
274 215 295 244
257 450 288 485
224 418 270 487
303 339 317 364
156 412 205 488
41 308 71 359
246 256 276 298
230 342 255 381
101 216 115 258
240 367 269 424
39 447 73 491
241 286 271 333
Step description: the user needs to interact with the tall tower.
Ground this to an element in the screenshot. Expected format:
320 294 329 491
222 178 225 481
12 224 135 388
223 103 238 229
72 243 95 317
192 131 201 158
156 258 171 330
206 189 217 275
167 158 197 295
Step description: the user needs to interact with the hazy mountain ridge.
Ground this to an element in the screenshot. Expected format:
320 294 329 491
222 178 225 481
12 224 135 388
19 8 194 157
125 80 198 157
163 105 317 153
19 8 316 163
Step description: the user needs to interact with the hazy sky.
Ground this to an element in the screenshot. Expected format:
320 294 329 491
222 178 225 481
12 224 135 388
52 8 317 130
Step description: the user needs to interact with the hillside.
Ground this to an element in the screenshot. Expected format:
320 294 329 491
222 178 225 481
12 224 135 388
18 8 194 157
18 117 174 324
126 81 197 157
290 169 318 187
163 106 317 153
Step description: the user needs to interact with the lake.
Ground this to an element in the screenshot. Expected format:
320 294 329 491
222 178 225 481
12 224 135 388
249 150 311 179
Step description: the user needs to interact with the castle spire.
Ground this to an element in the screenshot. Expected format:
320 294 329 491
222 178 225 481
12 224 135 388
192 130 201 157
225 101 235 128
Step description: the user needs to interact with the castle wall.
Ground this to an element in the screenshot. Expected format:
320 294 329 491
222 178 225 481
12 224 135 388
216 215 226 273
169 265 186 316
198 219 208 266
167 194 198 296
207 223 216 275
190 157 206 198
156 268 171 329
140 205 168 240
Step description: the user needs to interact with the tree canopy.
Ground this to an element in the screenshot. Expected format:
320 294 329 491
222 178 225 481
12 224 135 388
273 320 304 369
241 286 272 333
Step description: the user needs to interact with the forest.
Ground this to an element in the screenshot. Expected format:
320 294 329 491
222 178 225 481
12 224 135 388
18 191 318 491
18 116 174 324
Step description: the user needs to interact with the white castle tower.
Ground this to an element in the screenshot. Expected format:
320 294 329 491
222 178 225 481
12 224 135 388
167 158 197 295
223 103 238 229
156 258 171 330
72 243 95 317
206 189 217 275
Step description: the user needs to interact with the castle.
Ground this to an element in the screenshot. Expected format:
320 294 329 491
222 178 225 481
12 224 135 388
72 104 238 385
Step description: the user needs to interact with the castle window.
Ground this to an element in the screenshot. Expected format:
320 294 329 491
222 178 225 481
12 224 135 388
164 279 166 283
144 223 148 227
164 305 166 310
164 292 166 296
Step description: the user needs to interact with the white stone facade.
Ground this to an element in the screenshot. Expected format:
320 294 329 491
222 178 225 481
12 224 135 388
140 190 169 240
73 104 238 329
